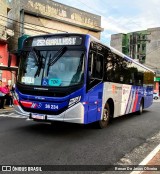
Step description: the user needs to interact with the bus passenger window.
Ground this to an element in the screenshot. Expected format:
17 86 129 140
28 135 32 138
130 79 133 84
92 53 103 79
120 76 124 82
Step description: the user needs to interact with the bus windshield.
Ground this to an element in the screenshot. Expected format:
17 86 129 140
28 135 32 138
18 48 84 87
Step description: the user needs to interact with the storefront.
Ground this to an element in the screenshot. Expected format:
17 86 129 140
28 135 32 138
154 77 160 95
0 40 17 86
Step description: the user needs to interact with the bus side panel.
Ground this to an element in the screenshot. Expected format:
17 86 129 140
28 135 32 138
135 86 144 111
125 86 144 113
143 86 153 109
86 83 103 123
102 83 150 118
102 82 123 118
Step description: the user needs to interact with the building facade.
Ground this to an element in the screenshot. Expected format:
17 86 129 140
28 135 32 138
6 0 103 50
0 0 103 85
110 27 160 93
111 30 149 64
0 0 17 86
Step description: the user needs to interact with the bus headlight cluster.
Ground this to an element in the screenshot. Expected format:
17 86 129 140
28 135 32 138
68 96 81 108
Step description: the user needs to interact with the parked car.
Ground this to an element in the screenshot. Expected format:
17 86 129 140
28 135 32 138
153 92 159 100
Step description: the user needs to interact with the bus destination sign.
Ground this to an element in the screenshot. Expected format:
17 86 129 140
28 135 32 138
31 36 82 46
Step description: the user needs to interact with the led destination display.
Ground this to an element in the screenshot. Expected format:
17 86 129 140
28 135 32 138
24 36 83 47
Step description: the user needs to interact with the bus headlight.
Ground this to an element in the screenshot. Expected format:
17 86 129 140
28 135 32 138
68 96 81 108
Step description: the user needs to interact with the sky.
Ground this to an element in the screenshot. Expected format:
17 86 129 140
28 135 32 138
54 0 160 45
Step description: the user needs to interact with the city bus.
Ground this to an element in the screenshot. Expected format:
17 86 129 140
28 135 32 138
14 33 154 128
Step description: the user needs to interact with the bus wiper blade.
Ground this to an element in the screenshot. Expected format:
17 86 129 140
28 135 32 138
33 48 44 77
49 46 67 66
47 46 67 76
34 57 43 77
31 47 39 65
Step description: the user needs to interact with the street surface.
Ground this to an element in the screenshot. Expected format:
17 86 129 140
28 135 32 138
0 100 160 173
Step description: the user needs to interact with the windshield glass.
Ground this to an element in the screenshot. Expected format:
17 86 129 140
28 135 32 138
18 49 84 87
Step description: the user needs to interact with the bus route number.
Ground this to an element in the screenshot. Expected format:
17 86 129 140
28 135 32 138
45 104 59 110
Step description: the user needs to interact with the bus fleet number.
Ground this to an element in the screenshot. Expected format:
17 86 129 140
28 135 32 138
45 104 59 110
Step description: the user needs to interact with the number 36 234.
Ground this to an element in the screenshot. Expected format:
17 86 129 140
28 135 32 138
45 104 59 109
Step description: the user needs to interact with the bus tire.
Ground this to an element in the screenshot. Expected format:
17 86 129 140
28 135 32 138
137 100 143 115
95 103 110 129
154 96 158 100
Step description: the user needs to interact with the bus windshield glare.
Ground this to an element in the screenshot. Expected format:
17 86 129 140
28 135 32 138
18 48 84 87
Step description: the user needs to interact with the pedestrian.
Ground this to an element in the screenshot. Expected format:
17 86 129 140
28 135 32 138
5 85 13 107
0 84 13 108
0 80 5 109
10 83 15 94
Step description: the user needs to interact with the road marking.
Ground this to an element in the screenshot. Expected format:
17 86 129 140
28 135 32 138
130 144 160 174
0 113 26 118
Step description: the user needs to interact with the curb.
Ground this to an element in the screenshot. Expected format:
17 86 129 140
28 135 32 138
0 108 14 114
130 144 160 174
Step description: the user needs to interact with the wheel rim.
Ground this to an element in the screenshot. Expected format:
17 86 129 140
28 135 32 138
140 104 143 113
98 105 110 128
103 108 109 122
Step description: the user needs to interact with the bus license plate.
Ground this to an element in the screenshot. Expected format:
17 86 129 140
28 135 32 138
31 114 45 120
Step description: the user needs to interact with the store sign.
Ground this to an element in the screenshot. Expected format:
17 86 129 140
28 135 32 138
154 77 160 81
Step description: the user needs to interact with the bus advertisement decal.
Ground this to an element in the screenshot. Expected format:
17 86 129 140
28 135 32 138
42 78 49 86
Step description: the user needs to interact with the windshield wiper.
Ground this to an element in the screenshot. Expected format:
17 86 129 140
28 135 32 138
30 47 39 65
31 47 44 78
47 46 67 76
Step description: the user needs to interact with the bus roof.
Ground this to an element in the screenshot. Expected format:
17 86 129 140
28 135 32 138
88 34 155 73
24 33 155 73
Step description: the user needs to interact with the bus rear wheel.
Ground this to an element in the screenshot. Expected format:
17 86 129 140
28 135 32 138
137 100 143 115
95 103 110 129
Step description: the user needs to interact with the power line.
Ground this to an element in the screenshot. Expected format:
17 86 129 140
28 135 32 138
1 11 159 58
0 17 50 35
0 24 22 36
75 0 151 37
0 14 67 34
146 46 160 56
0 16 66 41
142 46 160 69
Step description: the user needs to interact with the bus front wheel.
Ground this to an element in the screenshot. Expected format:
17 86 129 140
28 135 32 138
95 103 110 129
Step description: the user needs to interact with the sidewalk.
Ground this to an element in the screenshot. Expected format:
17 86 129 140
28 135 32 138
131 144 160 174
0 105 14 114
141 150 160 174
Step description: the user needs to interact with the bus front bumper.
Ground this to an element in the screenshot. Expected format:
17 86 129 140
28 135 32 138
14 103 85 124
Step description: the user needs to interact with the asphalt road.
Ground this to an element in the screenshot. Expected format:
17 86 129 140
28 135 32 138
0 101 160 173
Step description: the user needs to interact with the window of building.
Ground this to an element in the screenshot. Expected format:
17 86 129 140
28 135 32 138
142 56 146 60
137 44 140 52
142 35 146 40
142 44 146 51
